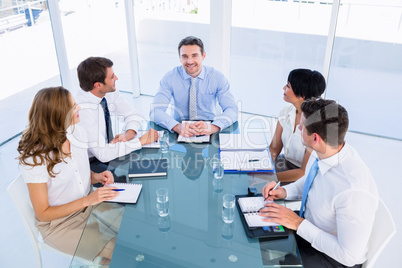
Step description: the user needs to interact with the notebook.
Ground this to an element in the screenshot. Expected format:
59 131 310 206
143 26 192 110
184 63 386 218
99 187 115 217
220 150 273 171
129 159 168 178
238 196 280 228
235 194 289 238
107 183 142 204
219 132 273 172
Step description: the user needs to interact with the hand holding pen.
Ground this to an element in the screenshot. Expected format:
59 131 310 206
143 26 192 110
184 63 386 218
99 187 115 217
265 181 280 201
259 181 283 211
262 181 286 201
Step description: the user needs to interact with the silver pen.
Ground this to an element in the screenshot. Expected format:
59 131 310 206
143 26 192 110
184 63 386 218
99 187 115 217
259 181 281 212
264 181 281 202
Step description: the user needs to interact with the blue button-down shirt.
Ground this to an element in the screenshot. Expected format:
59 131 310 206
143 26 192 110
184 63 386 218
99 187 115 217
150 65 238 131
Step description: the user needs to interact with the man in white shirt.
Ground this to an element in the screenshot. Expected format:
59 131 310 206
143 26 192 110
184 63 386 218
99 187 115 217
74 57 158 172
261 99 378 268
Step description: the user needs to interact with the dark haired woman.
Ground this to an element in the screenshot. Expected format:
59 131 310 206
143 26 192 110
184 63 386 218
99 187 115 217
269 69 326 182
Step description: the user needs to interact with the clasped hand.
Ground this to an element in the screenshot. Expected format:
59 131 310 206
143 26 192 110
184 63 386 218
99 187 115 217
176 121 220 137
259 181 304 230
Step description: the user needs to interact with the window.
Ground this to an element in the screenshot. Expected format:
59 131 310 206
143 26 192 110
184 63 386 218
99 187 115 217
326 0 402 139
0 1 59 143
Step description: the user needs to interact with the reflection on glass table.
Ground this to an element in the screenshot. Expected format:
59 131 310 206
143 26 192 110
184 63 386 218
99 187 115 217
71 126 302 268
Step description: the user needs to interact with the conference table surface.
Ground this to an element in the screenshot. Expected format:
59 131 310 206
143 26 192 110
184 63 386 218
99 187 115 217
71 122 303 268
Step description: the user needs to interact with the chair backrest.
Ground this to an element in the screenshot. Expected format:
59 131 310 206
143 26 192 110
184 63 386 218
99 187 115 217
7 174 43 268
362 198 397 268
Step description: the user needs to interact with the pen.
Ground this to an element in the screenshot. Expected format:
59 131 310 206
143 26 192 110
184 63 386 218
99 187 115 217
248 159 260 162
112 189 125 192
265 181 281 201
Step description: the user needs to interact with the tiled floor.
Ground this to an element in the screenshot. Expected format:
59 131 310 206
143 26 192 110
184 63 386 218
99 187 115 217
1 95 400 267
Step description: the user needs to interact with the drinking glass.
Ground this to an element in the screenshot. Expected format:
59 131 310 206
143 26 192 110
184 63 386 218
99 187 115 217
156 188 169 217
212 158 224 179
222 194 235 223
160 130 169 153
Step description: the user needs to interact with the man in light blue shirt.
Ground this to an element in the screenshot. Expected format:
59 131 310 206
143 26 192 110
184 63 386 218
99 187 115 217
150 36 238 137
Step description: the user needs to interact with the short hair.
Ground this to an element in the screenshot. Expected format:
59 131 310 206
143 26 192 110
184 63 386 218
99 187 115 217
178 36 205 55
77 57 113 92
301 98 349 147
288 69 326 99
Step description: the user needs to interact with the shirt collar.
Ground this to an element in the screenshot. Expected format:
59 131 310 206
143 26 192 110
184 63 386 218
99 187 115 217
181 65 205 80
313 142 350 176
81 90 103 104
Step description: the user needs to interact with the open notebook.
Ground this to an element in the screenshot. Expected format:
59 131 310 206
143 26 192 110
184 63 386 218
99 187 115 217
238 196 280 228
235 194 289 238
106 183 142 204
219 132 273 172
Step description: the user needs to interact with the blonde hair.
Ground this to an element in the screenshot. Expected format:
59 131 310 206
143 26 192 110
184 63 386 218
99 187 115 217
18 86 74 178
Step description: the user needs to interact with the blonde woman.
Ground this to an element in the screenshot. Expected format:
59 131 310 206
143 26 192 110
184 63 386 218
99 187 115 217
18 86 119 263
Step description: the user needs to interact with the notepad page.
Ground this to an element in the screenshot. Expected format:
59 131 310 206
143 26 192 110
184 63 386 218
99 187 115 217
107 183 142 204
238 196 267 213
244 213 279 228
221 150 272 171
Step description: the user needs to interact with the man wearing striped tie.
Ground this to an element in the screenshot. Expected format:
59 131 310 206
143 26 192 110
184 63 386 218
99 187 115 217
260 99 378 268
150 36 238 137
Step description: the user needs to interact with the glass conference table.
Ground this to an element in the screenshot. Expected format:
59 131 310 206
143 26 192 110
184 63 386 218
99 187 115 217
71 122 303 268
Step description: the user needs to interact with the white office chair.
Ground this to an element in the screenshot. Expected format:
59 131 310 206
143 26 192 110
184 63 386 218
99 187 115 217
362 198 397 268
7 174 94 268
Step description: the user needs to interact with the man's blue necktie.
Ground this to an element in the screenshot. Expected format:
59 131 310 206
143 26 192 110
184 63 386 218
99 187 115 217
299 158 319 218
100 97 113 143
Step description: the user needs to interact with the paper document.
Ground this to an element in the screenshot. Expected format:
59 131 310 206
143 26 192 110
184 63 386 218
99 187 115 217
106 183 142 204
220 150 273 171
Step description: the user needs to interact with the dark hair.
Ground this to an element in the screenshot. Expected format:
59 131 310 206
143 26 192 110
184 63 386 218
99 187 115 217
178 36 205 55
77 57 113 92
288 69 326 99
301 98 349 147
18 87 74 178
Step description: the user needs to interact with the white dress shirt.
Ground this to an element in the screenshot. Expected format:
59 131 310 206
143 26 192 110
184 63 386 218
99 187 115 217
278 105 305 167
284 143 379 266
20 135 91 207
74 90 143 162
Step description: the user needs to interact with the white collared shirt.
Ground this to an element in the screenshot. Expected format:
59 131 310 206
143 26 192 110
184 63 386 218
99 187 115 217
278 105 305 167
20 138 91 207
284 143 379 266
74 89 143 162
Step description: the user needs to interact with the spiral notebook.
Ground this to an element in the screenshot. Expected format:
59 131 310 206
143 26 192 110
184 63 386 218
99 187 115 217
239 196 281 227
107 183 142 204
236 194 289 238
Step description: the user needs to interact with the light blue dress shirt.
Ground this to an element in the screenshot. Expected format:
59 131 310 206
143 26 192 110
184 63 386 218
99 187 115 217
150 65 238 131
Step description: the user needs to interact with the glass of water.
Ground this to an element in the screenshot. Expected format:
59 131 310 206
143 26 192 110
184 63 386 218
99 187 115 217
156 188 169 217
222 194 235 223
212 158 224 179
160 130 169 153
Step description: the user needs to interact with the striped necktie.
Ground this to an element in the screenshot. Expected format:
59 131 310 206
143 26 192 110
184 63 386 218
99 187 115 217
189 77 197 120
299 158 319 218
